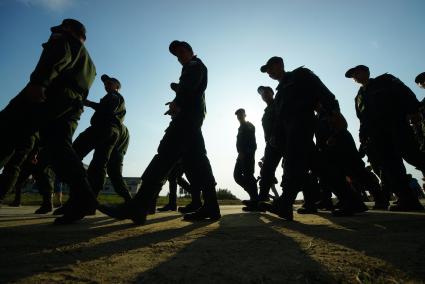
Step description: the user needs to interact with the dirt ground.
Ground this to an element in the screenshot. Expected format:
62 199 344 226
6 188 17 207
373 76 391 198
1 204 425 284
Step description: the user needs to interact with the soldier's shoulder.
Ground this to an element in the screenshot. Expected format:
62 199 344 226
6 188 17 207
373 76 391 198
375 73 400 85
246 121 255 130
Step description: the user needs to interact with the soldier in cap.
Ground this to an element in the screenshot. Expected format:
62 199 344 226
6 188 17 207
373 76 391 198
258 56 364 220
346 65 424 211
233 108 258 211
99 40 221 224
0 19 97 224
69 74 132 210
256 86 283 202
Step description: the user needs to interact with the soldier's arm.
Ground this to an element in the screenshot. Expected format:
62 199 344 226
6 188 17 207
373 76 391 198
305 70 340 114
83 99 99 110
30 35 72 88
392 78 421 121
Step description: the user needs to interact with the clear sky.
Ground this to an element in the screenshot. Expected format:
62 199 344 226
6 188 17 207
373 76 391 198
0 0 424 199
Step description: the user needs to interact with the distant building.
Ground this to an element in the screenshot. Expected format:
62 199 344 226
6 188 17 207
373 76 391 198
103 177 141 195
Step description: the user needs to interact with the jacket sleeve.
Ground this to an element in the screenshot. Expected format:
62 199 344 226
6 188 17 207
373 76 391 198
303 69 340 114
392 78 420 115
30 34 72 88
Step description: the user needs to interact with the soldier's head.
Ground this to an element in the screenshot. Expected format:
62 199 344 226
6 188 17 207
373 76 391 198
169 40 194 65
345 65 370 86
235 108 246 123
257 86 274 105
260 56 285 81
101 74 121 93
51 19 86 43
415 72 425 89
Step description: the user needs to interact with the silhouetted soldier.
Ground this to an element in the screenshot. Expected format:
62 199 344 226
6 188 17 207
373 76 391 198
233 108 258 211
99 40 220 224
259 56 363 220
72 74 132 205
0 19 97 224
257 86 282 202
414 72 425 152
346 65 424 211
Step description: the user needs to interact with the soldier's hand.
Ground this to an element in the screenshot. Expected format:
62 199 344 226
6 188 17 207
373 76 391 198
164 101 181 117
408 112 422 125
22 84 46 103
170 83 179 92
238 152 245 160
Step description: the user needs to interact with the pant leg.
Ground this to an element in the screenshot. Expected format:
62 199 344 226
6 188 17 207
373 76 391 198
73 126 97 160
107 150 132 202
0 134 36 198
87 126 120 196
259 144 282 200
182 129 218 210
40 105 97 208
132 122 189 212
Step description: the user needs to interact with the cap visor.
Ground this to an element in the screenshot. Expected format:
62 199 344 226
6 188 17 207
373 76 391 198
345 69 355 78
260 65 268 73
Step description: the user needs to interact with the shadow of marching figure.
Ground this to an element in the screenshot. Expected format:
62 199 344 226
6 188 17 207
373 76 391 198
137 213 336 283
0 213 189 282
262 210 425 282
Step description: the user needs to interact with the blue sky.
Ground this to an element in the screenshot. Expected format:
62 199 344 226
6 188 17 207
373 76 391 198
0 0 424 199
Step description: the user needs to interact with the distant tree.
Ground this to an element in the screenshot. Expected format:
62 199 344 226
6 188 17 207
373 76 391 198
216 188 239 200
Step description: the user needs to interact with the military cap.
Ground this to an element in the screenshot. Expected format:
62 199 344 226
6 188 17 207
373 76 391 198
345 65 369 78
101 74 121 89
235 108 246 115
260 56 284 73
257 86 274 95
51 19 86 40
169 40 193 56
415 72 425 84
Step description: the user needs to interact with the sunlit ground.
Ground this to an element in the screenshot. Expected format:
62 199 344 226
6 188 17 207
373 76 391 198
1 204 425 283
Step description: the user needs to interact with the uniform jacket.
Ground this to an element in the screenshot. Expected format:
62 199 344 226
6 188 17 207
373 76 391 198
173 56 207 128
355 74 419 141
237 121 257 154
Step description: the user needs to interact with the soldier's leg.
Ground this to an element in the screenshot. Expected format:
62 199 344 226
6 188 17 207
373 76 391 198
179 165 202 212
337 131 387 208
233 158 245 190
107 150 132 202
371 137 422 210
259 144 282 201
87 126 120 197
9 160 34 206
0 134 36 199
243 153 258 201
116 123 190 223
182 129 220 220
400 126 425 176
33 165 55 214
72 126 97 160
41 106 98 223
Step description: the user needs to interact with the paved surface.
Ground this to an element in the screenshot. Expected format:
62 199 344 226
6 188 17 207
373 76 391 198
1 204 425 283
